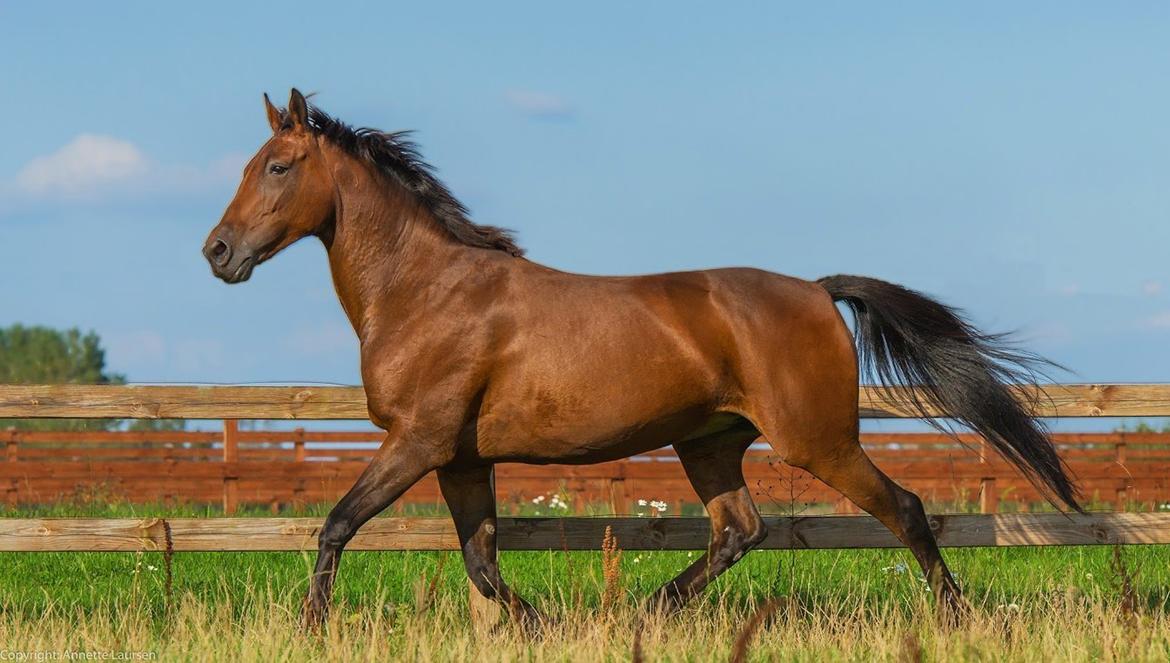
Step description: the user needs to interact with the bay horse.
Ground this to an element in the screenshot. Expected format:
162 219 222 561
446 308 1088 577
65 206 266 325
203 89 1080 629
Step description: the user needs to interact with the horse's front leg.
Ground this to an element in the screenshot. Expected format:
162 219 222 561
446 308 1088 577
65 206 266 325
437 464 545 629
303 431 442 630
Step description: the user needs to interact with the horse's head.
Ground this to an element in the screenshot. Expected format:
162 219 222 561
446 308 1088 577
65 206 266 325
203 89 334 283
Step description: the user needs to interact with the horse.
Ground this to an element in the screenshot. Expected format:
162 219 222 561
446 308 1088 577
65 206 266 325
203 89 1080 629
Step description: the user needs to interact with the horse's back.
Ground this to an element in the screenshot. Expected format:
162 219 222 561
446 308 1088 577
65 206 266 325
469 263 853 462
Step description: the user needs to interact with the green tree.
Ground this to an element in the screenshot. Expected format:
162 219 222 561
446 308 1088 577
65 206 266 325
0 324 183 431
1115 420 1170 433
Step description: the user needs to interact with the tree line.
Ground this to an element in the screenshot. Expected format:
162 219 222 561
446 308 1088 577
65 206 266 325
0 324 183 431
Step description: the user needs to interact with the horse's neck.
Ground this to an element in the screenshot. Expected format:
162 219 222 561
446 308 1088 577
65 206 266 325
323 161 466 340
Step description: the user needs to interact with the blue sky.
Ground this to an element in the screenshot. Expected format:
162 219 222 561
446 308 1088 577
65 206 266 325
2 3 1169 409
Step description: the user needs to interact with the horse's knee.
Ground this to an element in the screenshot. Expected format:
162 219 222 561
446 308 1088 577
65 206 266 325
318 515 355 549
895 486 924 513
891 487 937 542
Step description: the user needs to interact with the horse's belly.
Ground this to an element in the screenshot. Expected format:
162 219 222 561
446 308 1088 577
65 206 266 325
474 410 750 465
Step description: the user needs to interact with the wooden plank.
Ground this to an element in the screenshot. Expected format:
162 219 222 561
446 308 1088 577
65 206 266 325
6 430 385 445
4 445 1157 462
5 459 1154 480
4 383 1170 419
11 431 221 443
0 385 369 420
0 470 1164 496
858 384 1170 418
0 513 1167 552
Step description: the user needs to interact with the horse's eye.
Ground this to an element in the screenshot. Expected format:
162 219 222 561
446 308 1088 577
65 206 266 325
269 164 289 175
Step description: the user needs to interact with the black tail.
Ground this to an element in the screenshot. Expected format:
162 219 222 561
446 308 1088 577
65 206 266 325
818 274 1081 512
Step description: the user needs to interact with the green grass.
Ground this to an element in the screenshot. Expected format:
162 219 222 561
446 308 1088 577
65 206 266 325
3 543 1167 616
1 500 1166 615
2 501 1169 660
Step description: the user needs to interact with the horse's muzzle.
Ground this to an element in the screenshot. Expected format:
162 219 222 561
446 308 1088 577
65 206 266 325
203 231 256 284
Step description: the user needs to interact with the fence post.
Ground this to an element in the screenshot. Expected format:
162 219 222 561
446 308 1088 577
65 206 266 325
223 419 239 515
1115 432 1128 509
4 429 17 505
292 427 306 508
294 427 306 462
979 441 998 514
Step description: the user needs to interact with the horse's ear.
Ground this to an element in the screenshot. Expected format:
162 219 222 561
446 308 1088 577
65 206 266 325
263 93 283 134
287 88 309 133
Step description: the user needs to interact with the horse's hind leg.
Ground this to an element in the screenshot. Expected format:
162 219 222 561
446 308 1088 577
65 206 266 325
774 431 964 619
437 464 544 628
740 294 963 620
648 429 766 612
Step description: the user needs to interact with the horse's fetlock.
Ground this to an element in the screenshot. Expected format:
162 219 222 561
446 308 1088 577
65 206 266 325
745 517 768 548
467 565 502 599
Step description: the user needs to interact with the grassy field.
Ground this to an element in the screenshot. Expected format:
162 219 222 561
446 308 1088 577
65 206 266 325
1 502 1169 660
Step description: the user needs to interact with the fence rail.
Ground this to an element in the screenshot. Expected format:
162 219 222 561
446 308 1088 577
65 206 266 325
3 426 1170 514
3 383 1170 419
3 383 1170 555
3 384 1170 515
3 513 1169 552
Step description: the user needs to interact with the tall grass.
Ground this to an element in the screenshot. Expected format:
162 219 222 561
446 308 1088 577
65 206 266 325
2 570 1169 661
2 501 1170 659
1 543 1169 659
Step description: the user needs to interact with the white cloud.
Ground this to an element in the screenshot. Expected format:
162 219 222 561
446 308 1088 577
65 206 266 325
3 136 246 213
504 89 574 119
105 330 168 369
1142 280 1164 297
16 134 149 197
170 338 227 374
1026 321 1073 343
282 322 355 356
1139 311 1170 330
208 152 250 180
102 330 229 379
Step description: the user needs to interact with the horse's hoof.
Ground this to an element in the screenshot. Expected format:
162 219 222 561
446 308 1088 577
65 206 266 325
641 592 684 620
517 607 553 636
938 592 969 629
502 599 550 637
302 598 329 633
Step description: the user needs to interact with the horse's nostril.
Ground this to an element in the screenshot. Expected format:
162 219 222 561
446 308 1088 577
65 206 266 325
211 239 230 264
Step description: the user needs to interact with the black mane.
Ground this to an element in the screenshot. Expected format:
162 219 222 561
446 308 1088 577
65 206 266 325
286 105 524 257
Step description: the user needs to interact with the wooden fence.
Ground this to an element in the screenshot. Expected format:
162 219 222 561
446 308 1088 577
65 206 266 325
1 383 1170 552
2 512 1170 552
2 426 1170 515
